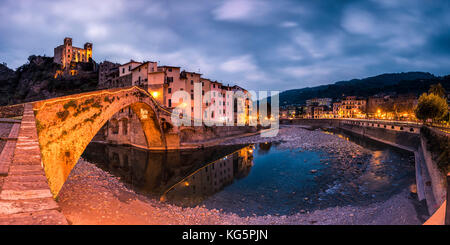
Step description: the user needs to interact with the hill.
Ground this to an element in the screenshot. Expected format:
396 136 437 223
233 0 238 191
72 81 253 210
278 72 450 106
0 55 98 106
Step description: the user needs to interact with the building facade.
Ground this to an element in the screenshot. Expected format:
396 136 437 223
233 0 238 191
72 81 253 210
337 96 367 118
367 94 417 120
306 98 332 107
98 61 123 89
54 37 92 69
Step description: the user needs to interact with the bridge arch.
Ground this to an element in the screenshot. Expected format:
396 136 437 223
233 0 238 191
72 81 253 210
32 87 168 197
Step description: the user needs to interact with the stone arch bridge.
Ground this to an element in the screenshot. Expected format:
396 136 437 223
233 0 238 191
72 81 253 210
31 86 182 197
0 87 180 224
0 86 257 224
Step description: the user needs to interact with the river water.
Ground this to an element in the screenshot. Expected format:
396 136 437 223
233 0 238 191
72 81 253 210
81 129 416 217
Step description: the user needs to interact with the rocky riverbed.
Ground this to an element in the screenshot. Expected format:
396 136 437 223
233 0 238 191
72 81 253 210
57 125 425 225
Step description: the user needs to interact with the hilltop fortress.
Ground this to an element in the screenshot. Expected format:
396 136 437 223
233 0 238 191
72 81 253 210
54 37 93 70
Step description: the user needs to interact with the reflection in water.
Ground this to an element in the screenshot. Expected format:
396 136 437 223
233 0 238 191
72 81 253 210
82 143 254 205
163 146 254 206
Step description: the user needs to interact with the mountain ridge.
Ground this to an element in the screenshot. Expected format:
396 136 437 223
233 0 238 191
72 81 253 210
278 71 449 106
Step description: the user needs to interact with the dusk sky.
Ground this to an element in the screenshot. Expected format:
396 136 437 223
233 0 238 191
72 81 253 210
0 0 449 92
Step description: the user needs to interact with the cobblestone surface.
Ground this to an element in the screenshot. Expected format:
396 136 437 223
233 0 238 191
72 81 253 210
0 123 13 138
0 104 67 225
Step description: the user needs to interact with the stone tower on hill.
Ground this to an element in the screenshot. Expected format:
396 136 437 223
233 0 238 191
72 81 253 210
53 37 93 69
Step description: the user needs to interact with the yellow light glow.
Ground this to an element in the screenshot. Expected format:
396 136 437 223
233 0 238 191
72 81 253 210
152 91 159 98
184 181 190 187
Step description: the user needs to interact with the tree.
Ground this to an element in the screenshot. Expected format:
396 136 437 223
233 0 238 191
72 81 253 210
414 92 448 123
429 83 446 98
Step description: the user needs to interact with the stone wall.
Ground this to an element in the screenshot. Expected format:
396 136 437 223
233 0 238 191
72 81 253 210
280 118 339 128
338 121 420 151
419 127 449 211
179 125 257 143
0 104 24 118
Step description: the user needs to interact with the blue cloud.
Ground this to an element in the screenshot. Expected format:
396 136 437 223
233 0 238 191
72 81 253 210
0 0 449 92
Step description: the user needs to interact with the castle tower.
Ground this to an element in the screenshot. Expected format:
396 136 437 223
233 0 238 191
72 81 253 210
84 42 93 62
64 37 72 46
54 37 93 69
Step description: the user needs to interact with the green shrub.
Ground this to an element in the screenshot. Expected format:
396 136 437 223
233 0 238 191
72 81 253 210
56 110 69 121
63 100 77 110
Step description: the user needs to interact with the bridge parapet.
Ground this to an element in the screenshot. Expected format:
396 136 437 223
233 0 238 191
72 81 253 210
0 104 67 224
0 104 24 119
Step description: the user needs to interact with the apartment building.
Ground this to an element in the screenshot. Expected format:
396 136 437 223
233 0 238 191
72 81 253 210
118 60 142 86
336 96 367 118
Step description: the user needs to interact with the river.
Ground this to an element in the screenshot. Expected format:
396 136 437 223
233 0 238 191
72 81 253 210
80 127 420 218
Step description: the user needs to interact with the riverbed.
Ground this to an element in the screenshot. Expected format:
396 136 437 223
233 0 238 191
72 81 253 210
57 125 428 224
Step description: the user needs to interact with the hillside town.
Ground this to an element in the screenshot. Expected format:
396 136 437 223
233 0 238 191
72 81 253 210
54 37 249 124
280 91 450 121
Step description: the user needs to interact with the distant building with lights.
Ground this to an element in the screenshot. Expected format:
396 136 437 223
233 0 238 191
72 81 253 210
306 98 332 107
333 96 367 118
367 94 417 120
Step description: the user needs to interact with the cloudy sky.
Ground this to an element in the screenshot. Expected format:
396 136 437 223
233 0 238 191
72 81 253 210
0 0 449 91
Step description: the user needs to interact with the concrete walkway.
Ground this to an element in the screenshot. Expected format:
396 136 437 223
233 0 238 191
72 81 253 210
0 104 67 225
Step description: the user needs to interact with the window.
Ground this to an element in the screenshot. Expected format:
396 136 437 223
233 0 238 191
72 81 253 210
191 94 194 100
202 90 204 95
168 99 172 107
128 65 131 71
122 119 128 135
191 80 194 85
168 88 172 93
168 68 172 72
202 82 204 86
111 119 119 135
122 68 125 73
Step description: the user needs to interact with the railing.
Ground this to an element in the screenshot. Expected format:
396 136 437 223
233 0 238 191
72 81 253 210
446 173 450 225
